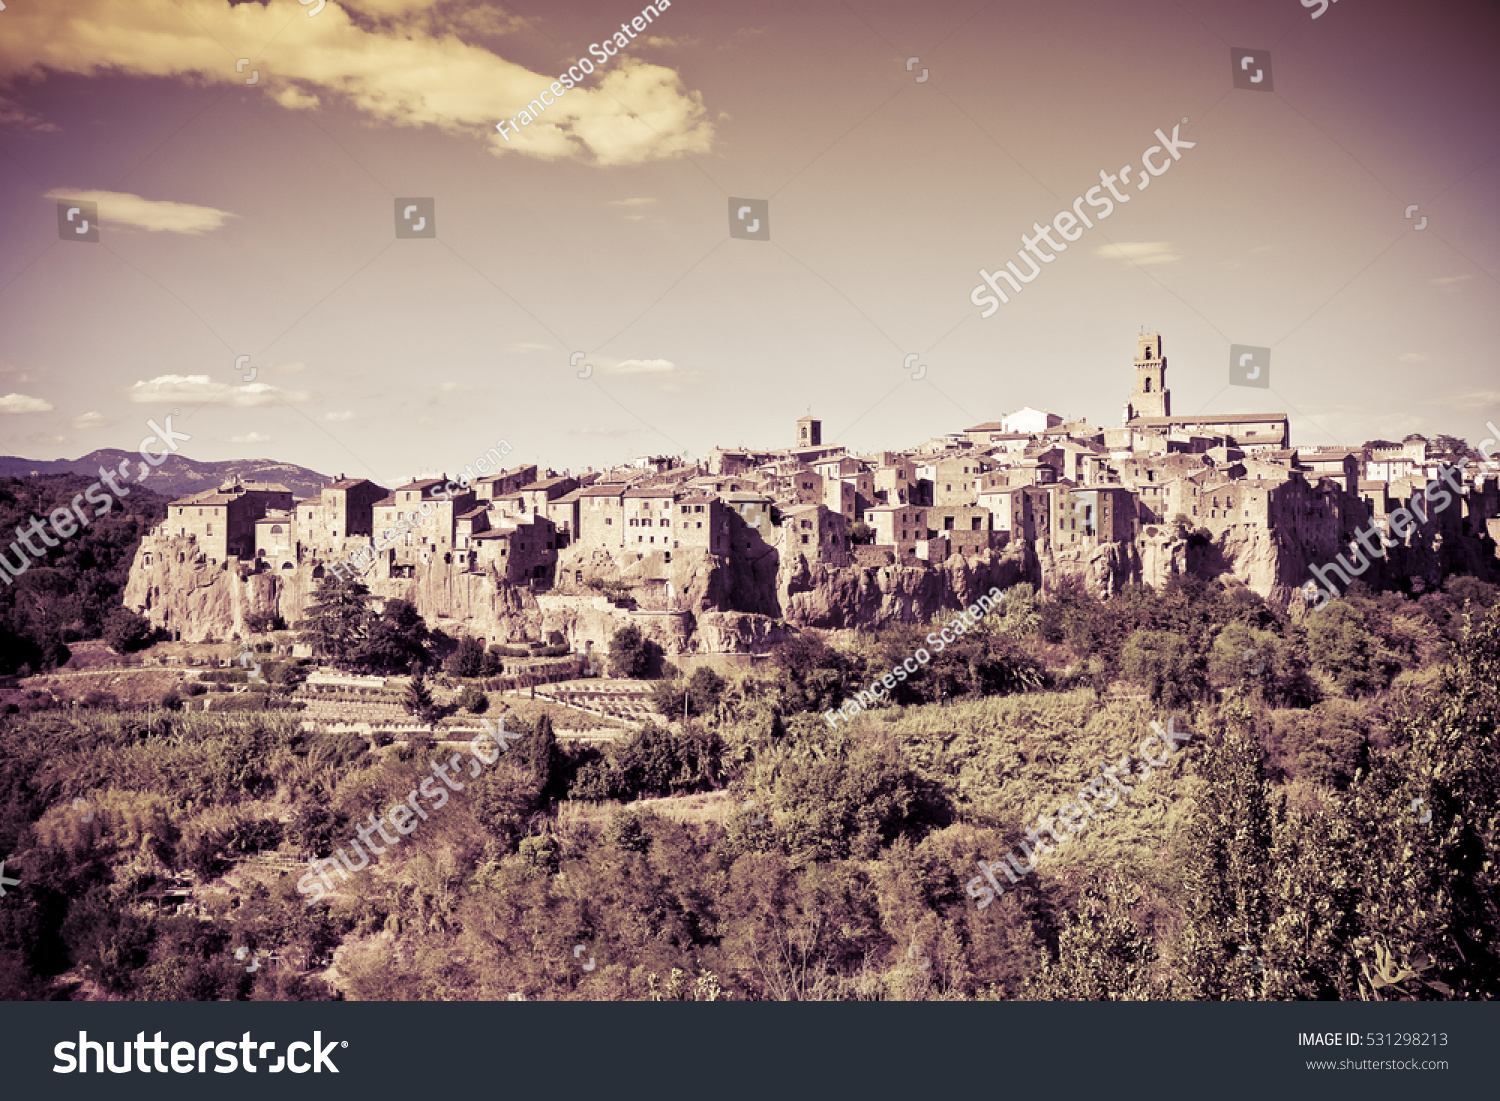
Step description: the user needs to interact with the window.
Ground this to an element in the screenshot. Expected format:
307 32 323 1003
696 522 702 528
630 518 637 527
694 505 703 513
801 534 809 544
944 516 955 530
660 519 669 527
638 535 643 543
945 484 952 492
682 505 690 514
605 517 612 525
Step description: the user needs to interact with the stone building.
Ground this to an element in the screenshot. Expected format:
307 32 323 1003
166 479 294 562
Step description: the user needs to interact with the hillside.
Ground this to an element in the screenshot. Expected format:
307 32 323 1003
0 449 330 501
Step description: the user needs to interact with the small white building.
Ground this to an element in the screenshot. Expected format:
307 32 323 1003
1001 407 1064 435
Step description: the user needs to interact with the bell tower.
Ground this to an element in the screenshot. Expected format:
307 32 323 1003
1123 331 1169 423
797 414 821 448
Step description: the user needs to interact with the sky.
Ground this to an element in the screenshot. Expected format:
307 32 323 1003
0 0 1497 489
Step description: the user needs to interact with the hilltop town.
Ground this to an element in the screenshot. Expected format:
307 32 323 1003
123 333 1500 655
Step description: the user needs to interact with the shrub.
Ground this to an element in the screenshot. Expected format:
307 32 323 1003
457 685 489 713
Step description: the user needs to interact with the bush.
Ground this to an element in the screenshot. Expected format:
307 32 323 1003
102 608 155 654
445 636 485 678
456 685 489 713
608 624 656 679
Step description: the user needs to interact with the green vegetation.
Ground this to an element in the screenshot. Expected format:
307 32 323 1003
296 576 431 673
0 475 166 674
2 575 1497 1001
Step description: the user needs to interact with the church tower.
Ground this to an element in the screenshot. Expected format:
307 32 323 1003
796 414 821 448
1123 331 1170 423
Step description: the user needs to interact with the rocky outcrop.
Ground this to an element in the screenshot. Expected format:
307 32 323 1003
126 516 1499 652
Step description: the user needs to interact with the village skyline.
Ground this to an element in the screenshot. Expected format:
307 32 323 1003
1 0 1496 481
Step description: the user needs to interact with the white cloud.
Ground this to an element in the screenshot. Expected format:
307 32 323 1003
71 411 113 429
608 197 657 207
608 358 682 376
1096 242 1180 266
43 188 234 235
1398 352 1432 364
1430 275 1473 287
1 1 711 166
438 382 474 392
0 393 54 414
229 431 271 444
323 410 357 422
124 374 311 406
505 341 553 353
603 357 701 392
568 426 634 437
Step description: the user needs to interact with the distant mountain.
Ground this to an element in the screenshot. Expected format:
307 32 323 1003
0 450 332 501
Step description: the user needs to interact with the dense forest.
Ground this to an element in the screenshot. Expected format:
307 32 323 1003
0 475 166 675
1 570 1496 1001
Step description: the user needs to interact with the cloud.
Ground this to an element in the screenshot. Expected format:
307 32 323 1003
604 357 701 392
1096 242 1180 266
438 382 474 392
609 197 657 222
505 341 552 353
71 411 113 429
1398 352 1432 364
1430 275 1473 287
1 1 711 166
323 410 357 422
43 188 234 235
0 393 54 414
607 358 684 376
1427 391 1500 412
0 95 58 132
124 374 311 406
229 431 271 444
568 426 634 437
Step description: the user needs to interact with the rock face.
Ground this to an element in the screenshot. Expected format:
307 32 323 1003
122 516 1498 651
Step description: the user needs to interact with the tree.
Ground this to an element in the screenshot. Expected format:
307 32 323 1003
1120 628 1203 706
102 607 154 653
608 623 652 679
1306 599 1397 697
298 575 374 666
403 665 436 726
1174 724 1271 999
521 714 558 796
1032 882 1158 1000
445 635 485 678
244 611 282 634
456 685 488 713
354 598 430 673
